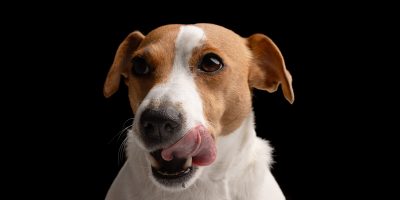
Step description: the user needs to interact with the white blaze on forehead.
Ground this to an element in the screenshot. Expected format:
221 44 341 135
174 25 205 65
134 25 207 137
169 25 206 130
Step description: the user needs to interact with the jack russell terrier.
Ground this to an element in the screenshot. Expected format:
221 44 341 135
104 23 294 200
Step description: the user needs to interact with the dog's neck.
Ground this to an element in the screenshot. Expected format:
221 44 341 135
203 111 271 181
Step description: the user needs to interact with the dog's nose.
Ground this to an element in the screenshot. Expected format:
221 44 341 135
140 107 182 143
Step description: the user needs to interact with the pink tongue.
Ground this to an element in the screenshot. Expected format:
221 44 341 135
161 125 216 166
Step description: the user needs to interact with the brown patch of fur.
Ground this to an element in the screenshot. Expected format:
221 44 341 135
104 25 181 113
192 24 293 137
192 24 253 137
127 25 182 113
247 34 294 103
104 31 145 98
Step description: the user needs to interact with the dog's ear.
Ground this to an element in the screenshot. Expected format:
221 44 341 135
247 34 294 104
104 31 145 98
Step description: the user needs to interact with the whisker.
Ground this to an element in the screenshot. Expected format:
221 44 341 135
105 118 135 165
118 137 129 164
107 118 134 144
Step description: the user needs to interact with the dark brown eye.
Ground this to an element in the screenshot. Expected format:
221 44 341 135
199 53 224 73
131 57 150 76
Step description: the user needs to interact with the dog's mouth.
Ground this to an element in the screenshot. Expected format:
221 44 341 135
149 150 194 180
146 125 217 188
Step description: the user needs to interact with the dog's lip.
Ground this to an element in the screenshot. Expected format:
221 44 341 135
148 150 193 179
151 166 193 179
149 153 193 170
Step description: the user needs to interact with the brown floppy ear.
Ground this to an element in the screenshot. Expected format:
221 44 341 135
103 31 145 98
247 34 294 104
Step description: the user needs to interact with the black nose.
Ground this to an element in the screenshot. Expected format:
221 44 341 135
140 107 182 146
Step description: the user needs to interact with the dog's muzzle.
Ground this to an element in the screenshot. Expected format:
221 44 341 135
137 106 217 188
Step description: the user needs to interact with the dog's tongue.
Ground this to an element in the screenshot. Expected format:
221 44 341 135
161 125 216 166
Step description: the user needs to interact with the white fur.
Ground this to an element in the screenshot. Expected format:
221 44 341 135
131 25 206 148
106 113 285 200
128 25 208 190
105 25 285 199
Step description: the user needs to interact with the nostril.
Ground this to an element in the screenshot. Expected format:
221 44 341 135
143 122 155 134
164 123 175 133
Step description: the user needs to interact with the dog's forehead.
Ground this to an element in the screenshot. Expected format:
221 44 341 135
196 24 249 57
139 24 245 50
139 24 181 47
195 23 243 41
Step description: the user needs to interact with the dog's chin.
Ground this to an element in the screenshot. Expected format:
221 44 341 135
146 150 201 191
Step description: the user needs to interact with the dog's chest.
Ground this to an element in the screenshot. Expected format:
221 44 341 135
145 181 231 200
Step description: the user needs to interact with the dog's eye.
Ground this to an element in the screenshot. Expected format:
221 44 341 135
199 53 224 73
131 57 151 76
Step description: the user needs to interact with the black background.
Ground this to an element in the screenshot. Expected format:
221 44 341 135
5 2 394 200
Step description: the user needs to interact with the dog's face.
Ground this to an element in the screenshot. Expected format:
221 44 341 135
104 24 293 190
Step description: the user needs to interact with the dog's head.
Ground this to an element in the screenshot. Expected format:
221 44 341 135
104 24 293 190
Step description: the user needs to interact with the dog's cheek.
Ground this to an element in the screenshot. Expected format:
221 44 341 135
220 88 252 135
204 94 224 138
128 91 140 113
195 79 225 138
219 65 252 135
127 79 152 113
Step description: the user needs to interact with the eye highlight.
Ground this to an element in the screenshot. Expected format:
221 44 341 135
198 53 224 73
131 57 151 76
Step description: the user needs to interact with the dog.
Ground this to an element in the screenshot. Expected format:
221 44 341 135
104 23 294 200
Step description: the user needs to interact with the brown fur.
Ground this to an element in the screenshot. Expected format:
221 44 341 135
104 31 145 98
247 34 294 103
104 23 293 138
104 25 181 112
192 24 254 136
